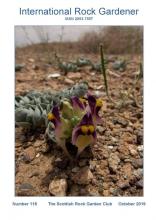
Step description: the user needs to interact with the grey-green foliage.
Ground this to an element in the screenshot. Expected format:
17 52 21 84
15 82 88 131
91 63 101 72
76 58 91 67
58 62 78 74
91 60 108 72
112 60 127 72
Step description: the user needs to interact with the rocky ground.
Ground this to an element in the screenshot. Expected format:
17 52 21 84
15 44 143 196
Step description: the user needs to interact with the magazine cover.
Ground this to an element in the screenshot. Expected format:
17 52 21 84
0 0 155 219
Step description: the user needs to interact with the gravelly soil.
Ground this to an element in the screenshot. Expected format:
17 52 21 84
15 45 143 196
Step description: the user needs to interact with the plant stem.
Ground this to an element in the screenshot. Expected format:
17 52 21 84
100 44 109 98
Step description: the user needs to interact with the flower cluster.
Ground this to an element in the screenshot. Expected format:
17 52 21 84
47 94 103 157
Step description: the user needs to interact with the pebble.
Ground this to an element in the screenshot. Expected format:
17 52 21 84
47 73 61 79
103 182 109 190
49 179 67 196
97 126 105 134
137 145 143 152
135 180 143 188
129 146 138 156
71 167 80 173
132 158 143 168
111 188 122 196
67 72 81 79
78 160 88 167
90 72 95 76
28 58 35 63
133 168 143 179
122 163 132 178
65 78 74 85
96 85 103 90
72 166 93 185
89 161 96 171
23 147 36 162
108 145 114 150
108 153 120 173
113 118 128 128
19 183 34 190
118 181 130 189
29 171 40 178
111 136 118 144
103 190 110 196
136 131 143 145
36 153 40 158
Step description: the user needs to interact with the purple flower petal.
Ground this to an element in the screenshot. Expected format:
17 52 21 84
72 112 96 148
71 96 87 112
87 94 102 125
48 105 61 127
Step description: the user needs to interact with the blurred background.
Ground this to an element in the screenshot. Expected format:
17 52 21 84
15 25 143 54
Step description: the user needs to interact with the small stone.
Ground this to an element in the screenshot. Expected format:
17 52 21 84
90 72 95 76
136 131 143 145
108 153 120 173
137 145 143 152
71 167 79 173
49 179 67 196
135 180 143 188
129 146 138 157
67 72 81 79
72 166 93 185
113 118 128 127
103 190 110 196
122 163 132 178
111 188 122 196
111 136 118 144
23 147 36 162
118 181 130 189
89 161 97 171
29 171 40 178
65 78 74 85
28 58 34 63
47 73 61 79
108 145 114 150
132 158 143 168
78 160 88 167
124 158 132 162
87 186 100 196
19 183 34 190
97 85 103 90
36 153 40 158
133 168 143 179
103 182 109 190
97 126 105 134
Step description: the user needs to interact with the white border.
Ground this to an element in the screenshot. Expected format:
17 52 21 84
0 0 156 219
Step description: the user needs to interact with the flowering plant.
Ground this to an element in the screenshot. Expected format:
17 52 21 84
47 94 103 158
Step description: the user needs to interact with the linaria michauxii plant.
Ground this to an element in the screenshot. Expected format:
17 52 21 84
47 94 103 158
15 82 103 158
15 82 88 130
